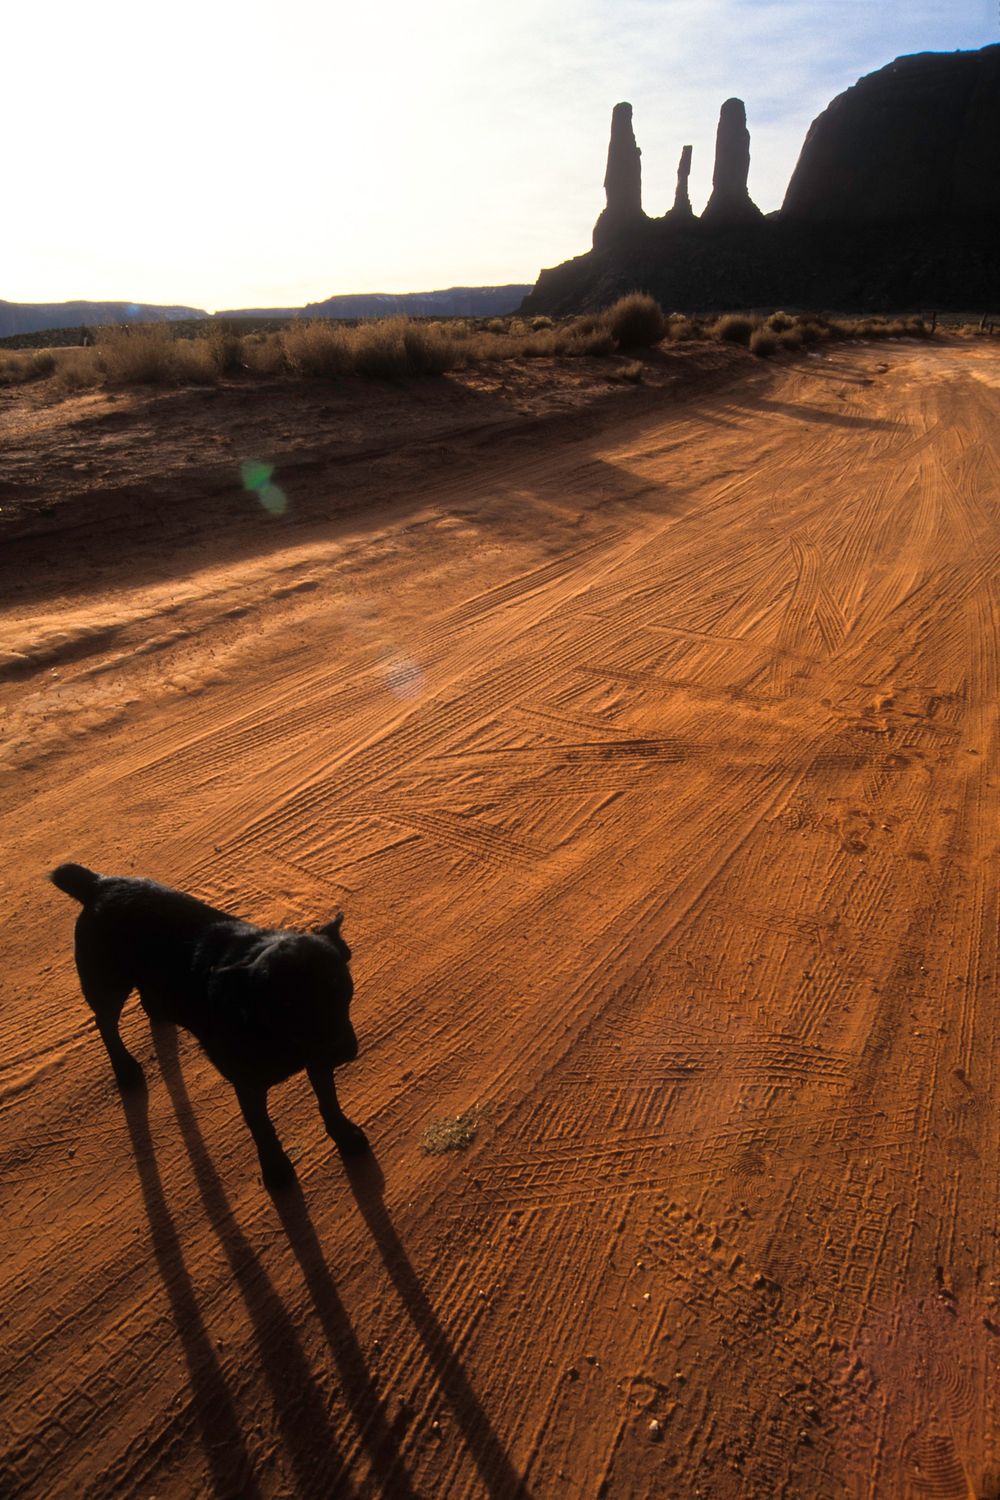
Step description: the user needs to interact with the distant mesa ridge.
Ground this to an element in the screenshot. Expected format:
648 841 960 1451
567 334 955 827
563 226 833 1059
525 43 1000 315
0 299 206 340
220 286 532 321
0 285 531 340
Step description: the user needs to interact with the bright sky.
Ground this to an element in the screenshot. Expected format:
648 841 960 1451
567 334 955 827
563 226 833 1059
5 0 996 312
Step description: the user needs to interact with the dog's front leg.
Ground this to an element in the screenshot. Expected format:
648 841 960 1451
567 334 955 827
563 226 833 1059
307 1065 369 1155
233 1080 295 1188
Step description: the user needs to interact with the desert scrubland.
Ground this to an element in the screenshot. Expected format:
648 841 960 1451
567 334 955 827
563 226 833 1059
3 339 1000 1498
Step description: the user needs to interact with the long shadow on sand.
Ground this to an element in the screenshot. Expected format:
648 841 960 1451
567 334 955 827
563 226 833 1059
336 1147 532 1500
119 1082 261 1500
750 395 898 430
266 1179 421 1499
150 1024 363 1500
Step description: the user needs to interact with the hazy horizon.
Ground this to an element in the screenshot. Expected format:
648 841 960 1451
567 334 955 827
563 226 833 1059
7 1 996 313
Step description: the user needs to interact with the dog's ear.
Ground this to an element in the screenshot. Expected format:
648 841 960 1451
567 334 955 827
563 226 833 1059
316 912 345 941
316 912 351 961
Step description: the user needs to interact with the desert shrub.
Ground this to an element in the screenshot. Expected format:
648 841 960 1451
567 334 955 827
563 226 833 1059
401 320 462 374
777 328 803 351
31 350 56 378
665 316 701 341
243 332 288 376
572 313 606 337
749 329 778 357
347 322 402 377
485 317 506 334
518 330 562 358
712 314 756 346
617 359 644 382
795 320 826 344
767 310 795 332
0 351 33 385
462 331 507 361
0 348 58 385
281 320 354 377
97 324 177 384
172 338 220 384
346 317 461 378
568 327 616 356
605 293 666 348
52 348 102 391
207 325 245 376
349 318 413 377
531 315 553 330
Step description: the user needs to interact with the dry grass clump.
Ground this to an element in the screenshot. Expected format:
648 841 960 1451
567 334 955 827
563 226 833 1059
604 293 666 348
357 317 461 377
281 320 354 377
207 325 246 376
665 315 703 342
242 332 288 377
712 314 756 346
0 348 57 385
838 314 927 341
749 328 778 358
97 324 179 384
421 1111 478 1155
281 317 461 379
569 324 617 356
52 349 102 391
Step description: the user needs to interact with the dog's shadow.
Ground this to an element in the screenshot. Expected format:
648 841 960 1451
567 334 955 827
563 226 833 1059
127 1025 528 1498
119 1079 262 1500
331 1150 532 1500
125 1025 367 1499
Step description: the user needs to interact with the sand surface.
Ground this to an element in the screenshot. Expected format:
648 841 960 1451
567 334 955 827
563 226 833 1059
3 342 1000 1498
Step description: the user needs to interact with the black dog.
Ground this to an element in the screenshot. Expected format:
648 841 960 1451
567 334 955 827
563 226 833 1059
50 862 368 1187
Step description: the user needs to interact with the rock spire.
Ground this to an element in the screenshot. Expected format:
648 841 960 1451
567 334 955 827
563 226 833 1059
702 98 762 223
593 102 646 248
671 144 694 217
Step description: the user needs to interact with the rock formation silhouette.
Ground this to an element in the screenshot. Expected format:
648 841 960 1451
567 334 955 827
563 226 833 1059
782 44 1000 221
669 145 694 219
593 102 646 249
524 44 1000 317
702 99 762 223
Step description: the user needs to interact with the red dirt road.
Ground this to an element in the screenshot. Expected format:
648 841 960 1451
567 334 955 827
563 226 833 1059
3 343 1000 1498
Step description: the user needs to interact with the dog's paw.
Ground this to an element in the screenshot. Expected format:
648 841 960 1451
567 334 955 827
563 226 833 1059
333 1121 370 1157
261 1153 297 1191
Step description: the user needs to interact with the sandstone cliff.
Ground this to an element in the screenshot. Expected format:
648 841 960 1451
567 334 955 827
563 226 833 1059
783 44 1000 222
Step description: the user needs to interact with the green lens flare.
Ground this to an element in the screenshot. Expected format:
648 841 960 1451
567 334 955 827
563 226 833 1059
240 459 287 514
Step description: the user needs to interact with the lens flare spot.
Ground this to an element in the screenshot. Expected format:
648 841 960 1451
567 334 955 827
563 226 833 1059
240 459 287 514
258 482 287 515
383 653 424 700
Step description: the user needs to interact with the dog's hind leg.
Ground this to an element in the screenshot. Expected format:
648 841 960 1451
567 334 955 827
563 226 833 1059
75 925 144 1090
307 1065 369 1155
233 1080 295 1189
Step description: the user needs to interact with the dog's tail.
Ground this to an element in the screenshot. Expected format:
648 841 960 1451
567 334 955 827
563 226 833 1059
49 863 102 904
